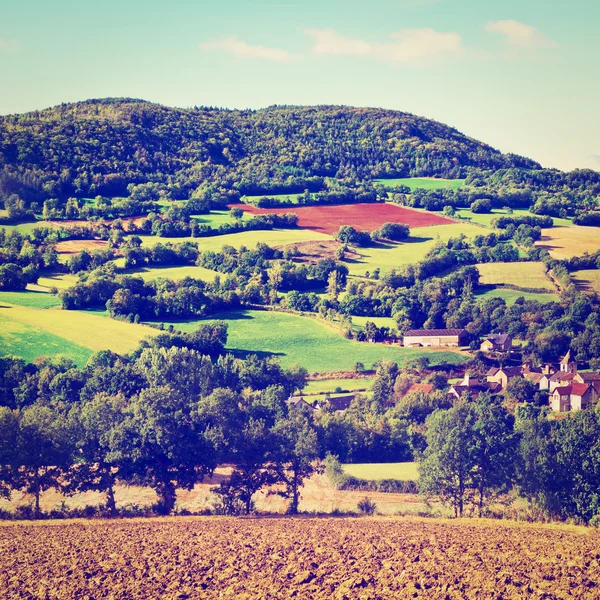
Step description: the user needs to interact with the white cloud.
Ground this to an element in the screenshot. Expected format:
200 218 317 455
199 36 298 63
484 20 557 48
0 39 19 51
305 28 464 65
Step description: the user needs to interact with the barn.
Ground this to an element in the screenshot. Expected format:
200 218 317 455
403 328 468 348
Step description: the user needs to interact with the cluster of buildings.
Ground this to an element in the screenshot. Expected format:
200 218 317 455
450 348 600 413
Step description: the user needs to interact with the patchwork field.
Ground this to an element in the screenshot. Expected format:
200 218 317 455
0 300 157 365
342 462 419 481
476 288 559 304
303 378 374 394
536 225 600 259
236 202 454 235
375 177 466 190
123 264 220 282
157 309 467 373
572 270 600 296
477 261 556 291
346 222 483 276
138 227 331 250
2 517 599 599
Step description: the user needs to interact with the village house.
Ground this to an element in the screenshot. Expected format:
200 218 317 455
486 366 523 390
550 383 593 412
449 374 502 400
287 397 317 412
574 372 600 402
548 371 577 392
403 328 468 348
480 333 512 353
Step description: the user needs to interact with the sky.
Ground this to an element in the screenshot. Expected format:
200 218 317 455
1 0 599 172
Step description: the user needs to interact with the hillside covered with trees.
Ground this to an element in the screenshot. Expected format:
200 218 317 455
0 98 539 202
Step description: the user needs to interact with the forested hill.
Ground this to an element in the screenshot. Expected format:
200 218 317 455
0 98 540 201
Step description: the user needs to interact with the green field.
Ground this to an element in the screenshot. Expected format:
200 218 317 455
122 264 220 283
138 228 331 251
191 210 241 227
375 178 466 191
572 270 600 296
241 193 315 205
0 220 48 234
342 462 419 481
0 291 62 309
455 208 571 228
30 273 79 292
476 288 559 304
477 262 556 291
304 378 374 394
352 316 398 331
347 223 483 277
0 303 157 364
156 309 467 373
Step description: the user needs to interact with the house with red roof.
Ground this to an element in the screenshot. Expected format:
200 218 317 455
550 383 593 412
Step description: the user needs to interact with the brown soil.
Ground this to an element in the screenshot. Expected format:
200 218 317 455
236 202 454 235
2 516 599 598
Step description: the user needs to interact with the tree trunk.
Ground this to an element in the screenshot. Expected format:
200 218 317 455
159 479 177 515
289 469 299 515
106 479 117 516
34 467 41 519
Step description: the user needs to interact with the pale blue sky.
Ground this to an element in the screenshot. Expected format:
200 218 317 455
1 0 598 171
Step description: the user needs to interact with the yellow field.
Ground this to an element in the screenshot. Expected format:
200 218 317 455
0 303 157 355
139 228 332 251
536 225 600 259
30 273 78 292
129 264 220 282
572 269 600 296
477 262 556 291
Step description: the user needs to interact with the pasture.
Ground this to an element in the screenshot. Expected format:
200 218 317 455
476 288 559 304
342 462 419 481
572 270 600 296
476 262 556 291
138 227 332 251
375 177 466 191
0 291 62 309
32 272 78 292
352 315 398 330
536 225 600 259
304 377 374 394
157 309 467 373
123 264 219 283
346 222 483 277
237 202 453 235
241 192 314 204
455 208 572 228
0 302 157 364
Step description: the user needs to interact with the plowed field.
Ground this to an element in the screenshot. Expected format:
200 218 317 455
2 516 599 599
237 203 453 235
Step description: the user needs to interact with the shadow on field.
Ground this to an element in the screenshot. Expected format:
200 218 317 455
228 348 286 361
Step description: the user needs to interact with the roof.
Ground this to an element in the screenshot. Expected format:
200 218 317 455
549 372 576 382
561 350 574 364
288 397 316 410
578 372 600 382
524 372 544 383
404 328 467 337
553 383 590 397
407 383 434 395
486 366 522 377
485 333 511 344
325 395 355 411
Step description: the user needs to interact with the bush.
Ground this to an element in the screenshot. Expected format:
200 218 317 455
470 199 492 214
357 497 377 515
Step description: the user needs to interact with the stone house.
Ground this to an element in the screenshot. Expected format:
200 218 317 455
550 383 593 412
480 333 512 353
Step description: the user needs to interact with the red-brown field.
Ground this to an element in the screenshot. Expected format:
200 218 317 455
54 239 110 255
2 516 599 599
237 203 453 235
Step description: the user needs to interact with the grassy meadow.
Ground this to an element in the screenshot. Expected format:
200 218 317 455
0 299 157 365
0 291 62 309
536 225 600 259
476 262 556 291
241 193 315 205
352 316 398 330
375 177 466 191
303 378 375 394
120 264 220 283
572 270 600 296
342 462 419 481
347 223 483 276
138 228 332 251
455 208 572 228
476 288 559 304
155 309 468 373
